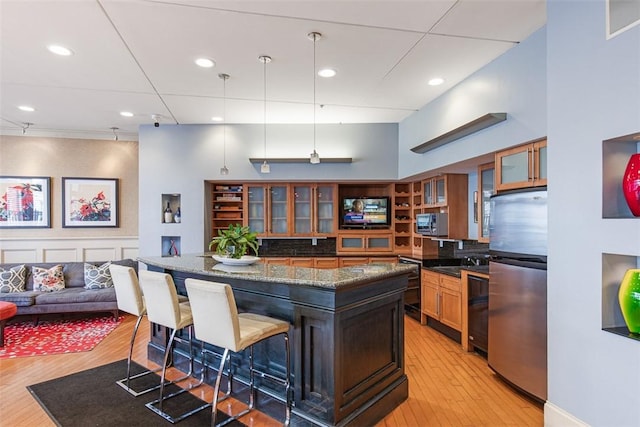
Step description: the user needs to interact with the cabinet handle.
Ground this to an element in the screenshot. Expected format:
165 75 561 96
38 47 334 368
436 292 440 316
532 146 538 180
528 147 534 181
312 187 316 233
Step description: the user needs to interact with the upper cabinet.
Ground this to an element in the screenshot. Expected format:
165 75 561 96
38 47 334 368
495 138 547 191
477 163 495 243
421 174 468 239
245 184 290 236
291 183 338 237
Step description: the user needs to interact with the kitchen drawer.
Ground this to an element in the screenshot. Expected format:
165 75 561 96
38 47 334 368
440 274 461 291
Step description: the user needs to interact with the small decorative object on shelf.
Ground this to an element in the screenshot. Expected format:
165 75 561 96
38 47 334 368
618 268 640 333
168 239 179 257
174 207 181 223
164 201 173 223
622 153 640 216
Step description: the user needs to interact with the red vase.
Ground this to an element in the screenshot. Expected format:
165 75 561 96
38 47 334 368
623 153 640 217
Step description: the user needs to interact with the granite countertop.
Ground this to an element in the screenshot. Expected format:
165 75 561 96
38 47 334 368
426 265 490 278
138 253 415 289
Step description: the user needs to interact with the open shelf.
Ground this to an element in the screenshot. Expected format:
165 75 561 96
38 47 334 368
161 193 181 223
602 132 640 218
161 236 181 257
602 252 640 341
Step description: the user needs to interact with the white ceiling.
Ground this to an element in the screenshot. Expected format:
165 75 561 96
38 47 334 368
0 0 546 141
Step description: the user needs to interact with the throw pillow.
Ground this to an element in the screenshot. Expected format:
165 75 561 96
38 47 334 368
0 264 26 293
84 261 113 290
33 265 65 292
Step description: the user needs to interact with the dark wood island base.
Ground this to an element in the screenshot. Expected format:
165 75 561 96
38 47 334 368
139 255 412 427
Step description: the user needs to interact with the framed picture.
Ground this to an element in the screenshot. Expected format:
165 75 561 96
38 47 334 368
0 176 51 228
62 177 119 228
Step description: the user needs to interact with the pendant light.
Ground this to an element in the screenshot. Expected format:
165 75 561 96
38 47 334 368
219 73 230 175
259 55 271 173
110 126 119 141
308 32 321 164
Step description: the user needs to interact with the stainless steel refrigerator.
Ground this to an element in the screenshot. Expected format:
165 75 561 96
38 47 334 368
488 188 547 402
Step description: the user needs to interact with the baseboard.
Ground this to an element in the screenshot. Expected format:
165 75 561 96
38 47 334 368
544 401 590 427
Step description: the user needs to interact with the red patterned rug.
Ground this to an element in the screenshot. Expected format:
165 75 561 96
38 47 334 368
0 315 123 359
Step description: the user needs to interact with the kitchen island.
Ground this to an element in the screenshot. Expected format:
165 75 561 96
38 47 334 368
138 254 412 427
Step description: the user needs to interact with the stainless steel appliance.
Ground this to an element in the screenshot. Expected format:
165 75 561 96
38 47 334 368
415 213 448 236
399 256 422 321
467 274 489 355
488 188 547 402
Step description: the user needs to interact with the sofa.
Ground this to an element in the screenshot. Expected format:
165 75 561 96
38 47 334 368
0 259 137 322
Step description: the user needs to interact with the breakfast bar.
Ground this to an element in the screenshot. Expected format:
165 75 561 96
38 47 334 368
138 254 413 427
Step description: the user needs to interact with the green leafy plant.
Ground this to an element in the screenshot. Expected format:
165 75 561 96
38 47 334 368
208 224 258 259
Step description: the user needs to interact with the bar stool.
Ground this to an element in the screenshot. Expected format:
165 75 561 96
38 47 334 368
109 264 165 396
138 270 210 423
185 278 291 427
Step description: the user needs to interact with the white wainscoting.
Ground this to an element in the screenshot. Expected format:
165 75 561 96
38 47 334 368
0 236 139 263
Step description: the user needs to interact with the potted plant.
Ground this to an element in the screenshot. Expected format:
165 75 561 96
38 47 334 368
208 224 258 259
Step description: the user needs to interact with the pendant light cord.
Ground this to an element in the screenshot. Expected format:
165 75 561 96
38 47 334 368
223 75 227 165
263 57 267 158
313 34 316 153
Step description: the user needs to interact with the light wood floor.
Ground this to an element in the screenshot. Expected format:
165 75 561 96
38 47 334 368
0 314 543 427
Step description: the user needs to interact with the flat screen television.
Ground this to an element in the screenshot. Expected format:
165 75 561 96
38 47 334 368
341 197 390 228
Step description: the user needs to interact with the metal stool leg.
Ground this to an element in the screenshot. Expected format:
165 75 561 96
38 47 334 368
116 315 165 396
145 326 210 423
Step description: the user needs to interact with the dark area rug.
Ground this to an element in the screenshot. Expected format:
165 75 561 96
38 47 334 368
27 359 245 426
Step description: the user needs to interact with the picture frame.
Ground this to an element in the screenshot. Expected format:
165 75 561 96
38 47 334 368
0 176 51 228
62 177 119 228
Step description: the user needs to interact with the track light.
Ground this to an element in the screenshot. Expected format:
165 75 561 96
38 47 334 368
259 55 272 174
110 127 119 141
151 114 161 127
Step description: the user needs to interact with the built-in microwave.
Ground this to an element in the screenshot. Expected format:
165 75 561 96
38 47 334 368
416 213 448 236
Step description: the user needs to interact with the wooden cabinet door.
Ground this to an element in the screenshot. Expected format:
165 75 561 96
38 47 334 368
315 257 339 269
340 257 369 267
268 185 290 236
337 234 366 252
533 139 547 187
315 184 337 236
478 163 495 243
292 184 313 236
262 257 290 266
245 185 266 235
421 282 439 319
439 275 462 331
365 233 393 252
290 257 314 267
440 287 462 331
495 139 547 191
421 270 440 319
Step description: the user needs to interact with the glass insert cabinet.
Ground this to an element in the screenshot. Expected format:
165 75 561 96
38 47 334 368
495 138 547 191
245 184 290 236
292 184 337 236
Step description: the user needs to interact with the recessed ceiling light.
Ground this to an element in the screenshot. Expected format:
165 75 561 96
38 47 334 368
318 68 336 78
428 77 445 86
211 116 223 122
47 45 73 56
120 111 134 117
195 58 215 68
18 105 35 112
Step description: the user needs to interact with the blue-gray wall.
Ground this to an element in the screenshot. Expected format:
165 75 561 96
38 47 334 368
547 1 640 425
399 27 547 179
138 123 398 256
